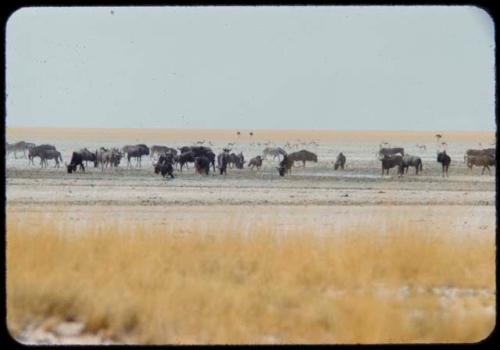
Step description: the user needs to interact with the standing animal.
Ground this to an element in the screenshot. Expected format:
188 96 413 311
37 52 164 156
28 144 57 166
277 154 293 176
464 148 495 163
380 154 404 177
402 155 423 175
287 150 318 167
437 151 451 177
150 145 171 159
217 151 231 175
378 147 405 158
248 156 263 170
177 151 196 172
40 150 63 168
262 147 287 161
122 144 150 167
228 152 245 169
466 154 495 175
6 141 35 158
334 152 346 170
194 156 210 175
99 148 122 170
66 152 85 173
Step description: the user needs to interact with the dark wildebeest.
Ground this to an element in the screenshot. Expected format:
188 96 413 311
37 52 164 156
154 154 175 178
40 150 63 168
334 152 346 170
287 149 318 168
28 144 57 166
217 151 231 175
78 148 97 167
122 144 150 167
262 147 287 161
194 156 210 175
66 152 85 173
464 148 495 163
277 154 294 176
229 152 245 169
402 155 423 175
177 151 196 172
248 155 263 170
437 151 451 177
467 154 495 175
378 147 405 158
380 154 404 177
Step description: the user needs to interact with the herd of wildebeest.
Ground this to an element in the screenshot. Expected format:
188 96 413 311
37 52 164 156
4 140 497 178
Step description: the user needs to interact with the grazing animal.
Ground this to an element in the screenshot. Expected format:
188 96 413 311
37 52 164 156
467 154 495 175
287 149 318 167
378 147 404 159
28 144 57 166
66 152 85 173
40 150 63 168
334 152 346 170
380 154 404 176
217 151 231 175
154 154 175 178
229 152 245 169
262 147 287 161
122 144 150 167
402 155 423 174
437 151 451 177
78 148 97 166
277 154 293 176
194 156 210 175
248 155 263 170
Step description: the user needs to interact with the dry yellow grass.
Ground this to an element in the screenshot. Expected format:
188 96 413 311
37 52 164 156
6 212 495 344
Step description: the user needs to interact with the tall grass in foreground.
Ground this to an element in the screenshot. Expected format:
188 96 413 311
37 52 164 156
6 213 495 344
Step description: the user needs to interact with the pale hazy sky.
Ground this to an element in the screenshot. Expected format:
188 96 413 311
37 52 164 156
5 6 495 131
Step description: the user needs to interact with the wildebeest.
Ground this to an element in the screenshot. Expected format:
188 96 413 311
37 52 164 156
402 155 423 175
380 154 404 176
466 154 495 175
194 156 210 175
122 144 150 167
217 151 231 175
66 152 85 173
464 148 495 163
150 145 170 159
28 144 57 166
277 154 293 176
437 151 451 177
229 152 245 169
98 148 122 170
378 147 404 158
40 150 63 168
177 151 196 172
78 148 97 167
262 147 287 161
248 155 263 170
154 154 175 178
334 152 346 170
287 149 318 167
6 141 35 158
